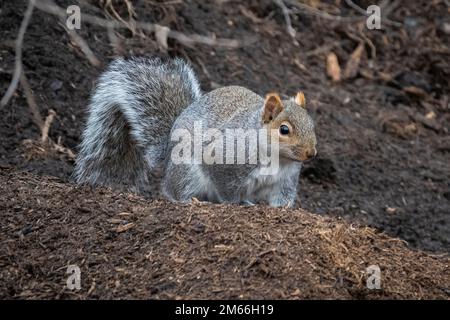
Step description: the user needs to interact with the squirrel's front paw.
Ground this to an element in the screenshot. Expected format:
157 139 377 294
268 198 294 208
241 200 256 206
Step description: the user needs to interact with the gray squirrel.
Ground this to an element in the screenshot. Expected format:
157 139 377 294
74 57 317 207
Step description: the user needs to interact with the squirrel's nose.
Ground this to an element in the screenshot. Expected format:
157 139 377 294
304 148 317 162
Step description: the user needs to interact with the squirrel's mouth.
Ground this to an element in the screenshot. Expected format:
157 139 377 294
302 156 315 163
280 154 303 163
282 150 317 163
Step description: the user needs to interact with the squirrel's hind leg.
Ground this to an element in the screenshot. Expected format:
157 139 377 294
161 162 220 203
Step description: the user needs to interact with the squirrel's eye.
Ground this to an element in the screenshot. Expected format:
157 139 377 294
280 124 290 135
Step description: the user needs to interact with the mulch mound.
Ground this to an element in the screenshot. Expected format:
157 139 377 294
1 168 448 299
1 0 449 254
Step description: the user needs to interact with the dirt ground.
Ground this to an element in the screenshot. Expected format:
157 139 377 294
0 0 449 299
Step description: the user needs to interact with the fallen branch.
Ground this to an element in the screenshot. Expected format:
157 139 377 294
34 0 251 48
273 0 297 41
19 72 44 131
0 0 35 108
61 22 102 67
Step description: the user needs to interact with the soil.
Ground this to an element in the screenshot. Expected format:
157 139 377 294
0 0 449 299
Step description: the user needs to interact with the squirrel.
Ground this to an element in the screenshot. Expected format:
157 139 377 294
74 57 317 207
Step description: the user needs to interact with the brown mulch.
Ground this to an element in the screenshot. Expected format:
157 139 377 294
1 168 448 299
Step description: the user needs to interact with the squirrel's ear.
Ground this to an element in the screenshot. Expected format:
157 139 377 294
263 93 283 123
294 91 306 108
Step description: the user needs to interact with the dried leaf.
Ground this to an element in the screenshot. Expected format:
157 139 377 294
344 43 364 79
326 52 341 82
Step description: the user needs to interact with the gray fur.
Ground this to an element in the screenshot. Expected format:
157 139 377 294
74 57 316 207
162 86 308 207
74 57 201 193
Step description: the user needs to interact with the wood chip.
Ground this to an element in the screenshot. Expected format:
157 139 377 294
107 218 125 224
385 207 397 214
115 222 135 233
291 288 301 296
213 244 234 251
403 86 428 98
425 111 436 119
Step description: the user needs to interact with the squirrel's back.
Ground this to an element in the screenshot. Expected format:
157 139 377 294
74 57 201 193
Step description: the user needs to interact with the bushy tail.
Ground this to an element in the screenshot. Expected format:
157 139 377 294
73 57 201 193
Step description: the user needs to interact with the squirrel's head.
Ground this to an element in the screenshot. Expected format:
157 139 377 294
262 92 317 163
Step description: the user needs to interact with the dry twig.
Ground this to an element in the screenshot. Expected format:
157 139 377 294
61 22 102 67
34 0 250 48
41 109 56 143
19 72 44 131
103 0 138 35
0 0 35 108
20 73 76 159
273 0 297 42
